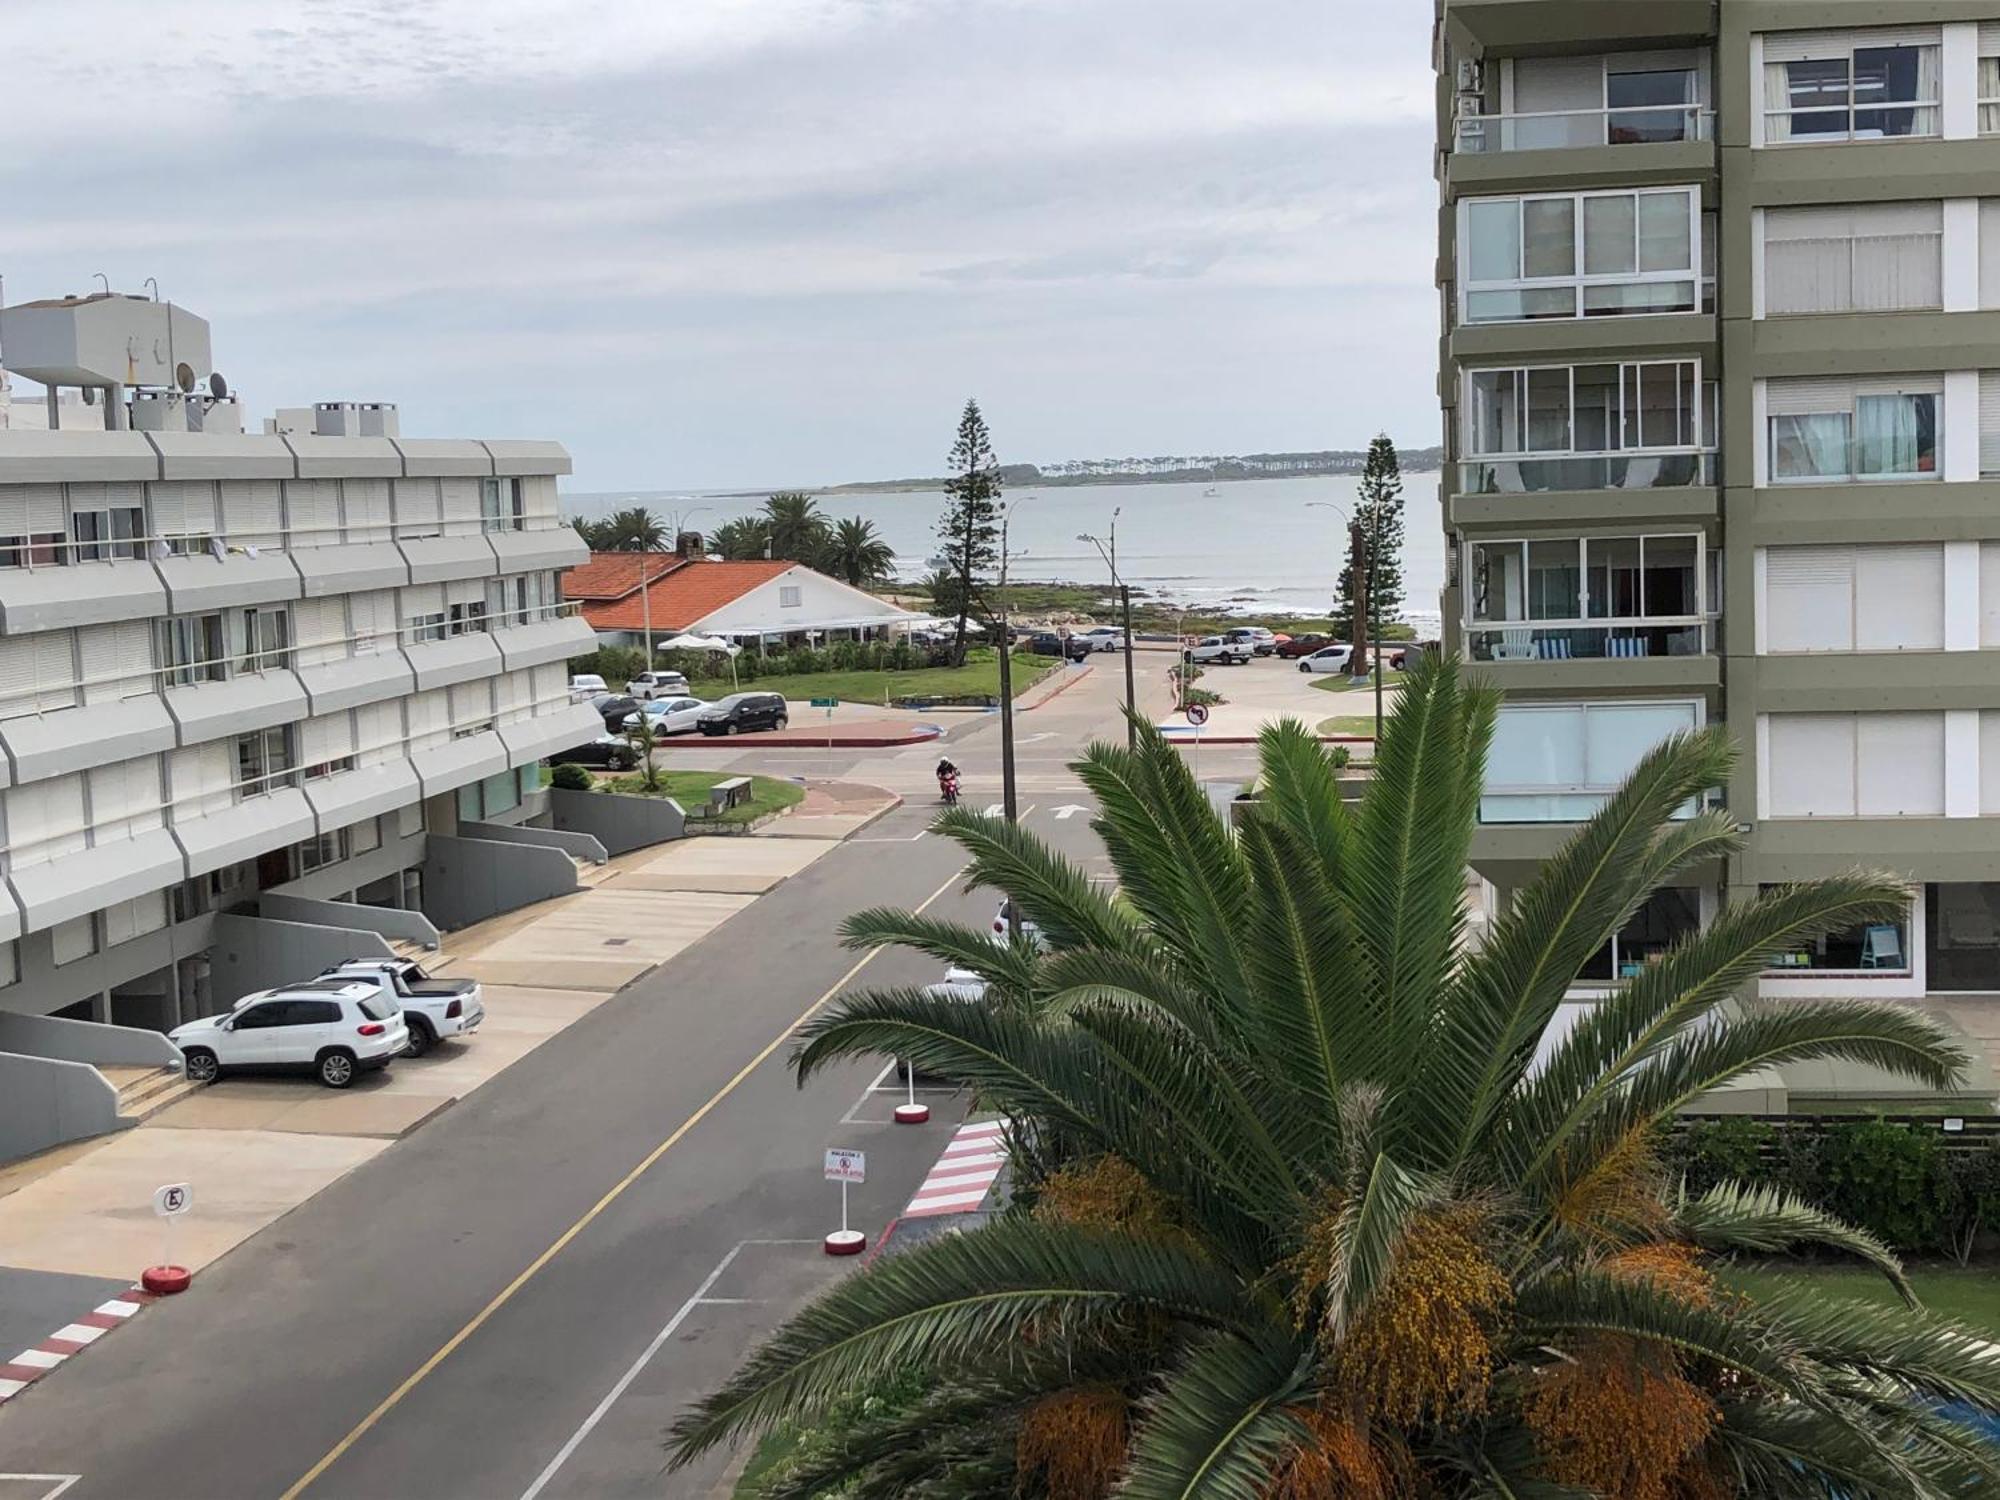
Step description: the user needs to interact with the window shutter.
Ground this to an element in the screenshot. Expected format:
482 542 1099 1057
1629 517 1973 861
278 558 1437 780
1765 546 1856 651
18 484 64 533
356 701 404 764
1853 373 1944 397
348 590 398 655
285 479 341 548
407 690 449 748
0 637 37 722
222 480 283 549
343 479 392 543
1767 715 1857 816
1982 541 2000 648
495 670 528 720
530 663 565 709
1981 202 2000 310
448 680 491 727
79 621 154 704
1855 545 1944 650
103 890 168 947
7 773 87 866
300 711 356 767
401 583 444 623
445 577 484 607
149 481 217 537
169 744 234 819
1857 713 1944 815
440 478 482 534
1984 712 2000 815
0 487 27 535
1982 22 2000 52
393 478 441 535
88 755 162 841
0 631 77 717
1762 27 1940 63
1766 376 1859 415
291 596 349 668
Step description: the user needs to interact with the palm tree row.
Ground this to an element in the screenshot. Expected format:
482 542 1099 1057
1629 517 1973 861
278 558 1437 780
572 493 897 586
669 654 2000 1498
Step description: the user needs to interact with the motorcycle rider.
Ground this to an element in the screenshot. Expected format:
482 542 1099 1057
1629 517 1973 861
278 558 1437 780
936 755 960 803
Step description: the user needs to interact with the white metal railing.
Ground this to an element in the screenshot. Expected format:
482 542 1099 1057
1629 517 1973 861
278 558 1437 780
1456 105 1712 154
0 513 572 573
1465 620 1713 662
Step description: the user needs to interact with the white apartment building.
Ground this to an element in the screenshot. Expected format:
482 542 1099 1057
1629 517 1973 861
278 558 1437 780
0 292 597 1044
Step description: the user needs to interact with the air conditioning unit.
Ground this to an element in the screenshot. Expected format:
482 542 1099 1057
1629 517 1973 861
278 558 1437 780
1456 94 1485 119
1456 58 1483 93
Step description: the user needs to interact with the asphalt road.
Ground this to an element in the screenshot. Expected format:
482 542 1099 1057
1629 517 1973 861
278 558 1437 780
0 648 1262 1499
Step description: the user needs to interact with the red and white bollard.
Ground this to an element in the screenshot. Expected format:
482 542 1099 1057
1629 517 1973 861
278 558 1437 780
141 1264 191 1295
823 1176 866 1256
893 1058 929 1125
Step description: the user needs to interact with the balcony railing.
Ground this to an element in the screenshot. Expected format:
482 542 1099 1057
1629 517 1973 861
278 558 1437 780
1465 622 1713 663
1455 105 1713 155
1456 450 1715 495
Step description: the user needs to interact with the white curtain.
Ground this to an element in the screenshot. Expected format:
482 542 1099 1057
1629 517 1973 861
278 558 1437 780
1915 46 1941 133
1982 57 2000 135
1770 413 1849 480
1764 61 1795 143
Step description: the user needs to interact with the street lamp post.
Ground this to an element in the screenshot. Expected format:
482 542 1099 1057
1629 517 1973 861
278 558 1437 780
1077 507 1136 749
996 501 1025 942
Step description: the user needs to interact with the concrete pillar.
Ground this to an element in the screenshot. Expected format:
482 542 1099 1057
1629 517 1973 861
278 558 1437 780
90 990 110 1024
166 960 184 1030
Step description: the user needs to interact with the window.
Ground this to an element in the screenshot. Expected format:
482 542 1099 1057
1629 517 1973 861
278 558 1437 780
1460 188 1702 323
447 600 488 637
51 914 96 967
1982 27 2000 135
1458 53 1708 154
0 484 69 568
1986 373 2000 480
350 816 382 855
1763 203 1941 315
294 829 351 875
1767 377 1939 482
69 502 145 562
407 612 447 644
479 478 524 534
1467 535 1705 660
1605 64 1701 143
481 769 520 816
0 631 80 719
1765 912 1910 974
1481 700 1702 823
157 614 227 687
1765 712 1944 817
1461 360 1714 492
237 606 291 673
233 726 295 796
1764 545 1943 653
1762 31 1940 144
779 584 802 608
1926 884 2000 992
1578 889 1700 982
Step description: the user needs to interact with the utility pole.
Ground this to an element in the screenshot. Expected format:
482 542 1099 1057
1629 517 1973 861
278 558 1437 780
1349 519 1369 681
1077 506 1136 749
639 548 653 662
1368 509 1384 743
996 503 1021 941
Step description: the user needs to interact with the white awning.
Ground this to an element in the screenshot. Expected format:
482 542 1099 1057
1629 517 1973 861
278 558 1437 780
173 788 316 878
8 828 183 933
496 705 601 769
411 731 509 799
303 762 423 835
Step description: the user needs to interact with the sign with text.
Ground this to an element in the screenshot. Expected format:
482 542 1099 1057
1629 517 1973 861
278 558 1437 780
824 1148 866 1184
152 1182 193 1218
811 697 839 708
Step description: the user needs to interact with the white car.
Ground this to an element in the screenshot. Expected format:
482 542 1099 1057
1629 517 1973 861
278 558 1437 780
1298 644 1355 674
1188 636 1252 666
991 900 1048 950
568 673 609 701
623 695 709 737
1076 626 1127 653
316 958 485 1058
170 981 408 1089
626 670 691 699
1224 626 1278 656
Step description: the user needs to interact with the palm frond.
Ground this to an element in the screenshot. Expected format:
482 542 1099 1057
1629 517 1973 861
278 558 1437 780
928 804 1142 953
1116 1326 1313 1500
838 907 1041 998
1251 716 1355 883
1674 1178 1913 1305
666 1219 1257 1468
1037 946 1219 1041
1746 1286 2000 1413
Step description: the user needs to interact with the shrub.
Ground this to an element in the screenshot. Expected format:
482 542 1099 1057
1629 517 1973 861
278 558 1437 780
549 762 593 791
1676 1117 1777 1196
888 642 919 671
568 644 647 687
1183 687 1225 709
1943 1142 2000 1264
1821 1119 1955 1252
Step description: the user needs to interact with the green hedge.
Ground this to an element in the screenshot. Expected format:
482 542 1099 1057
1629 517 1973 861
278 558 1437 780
1670 1116 2000 1261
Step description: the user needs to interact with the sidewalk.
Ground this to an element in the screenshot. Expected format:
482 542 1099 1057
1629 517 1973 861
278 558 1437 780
1156 657 1392 746
0 781 901 1326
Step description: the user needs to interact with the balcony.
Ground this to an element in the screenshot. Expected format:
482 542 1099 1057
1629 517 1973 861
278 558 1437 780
1446 0 1715 55
1455 105 1711 155
1456 450 1715 494
1466 621 1711 663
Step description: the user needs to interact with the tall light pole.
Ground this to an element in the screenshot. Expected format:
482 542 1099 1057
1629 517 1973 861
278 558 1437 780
996 502 1026 941
1077 506 1136 749
1307 500 1381 743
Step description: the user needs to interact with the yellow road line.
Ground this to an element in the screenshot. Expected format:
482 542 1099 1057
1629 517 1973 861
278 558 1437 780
280 862 971 1499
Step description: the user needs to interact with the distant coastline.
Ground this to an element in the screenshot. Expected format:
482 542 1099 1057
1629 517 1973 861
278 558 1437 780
818 448 1444 494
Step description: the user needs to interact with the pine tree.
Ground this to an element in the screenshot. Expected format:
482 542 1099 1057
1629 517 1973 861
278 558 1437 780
1332 434 1406 641
937 399 1002 666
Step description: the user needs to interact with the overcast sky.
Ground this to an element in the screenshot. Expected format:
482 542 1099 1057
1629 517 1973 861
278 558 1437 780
2 1 1437 491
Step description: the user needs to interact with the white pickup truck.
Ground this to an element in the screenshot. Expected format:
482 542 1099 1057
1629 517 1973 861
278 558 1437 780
318 958 485 1058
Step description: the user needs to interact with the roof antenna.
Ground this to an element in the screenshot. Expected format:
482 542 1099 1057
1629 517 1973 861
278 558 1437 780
144 277 159 302
92 272 110 295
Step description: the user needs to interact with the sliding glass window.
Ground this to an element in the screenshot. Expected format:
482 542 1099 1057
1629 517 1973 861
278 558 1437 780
1766 376 1940 483
1466 535 1705 662
1461 187 1703 324
1462 360 1713 493
1762 32 1940 144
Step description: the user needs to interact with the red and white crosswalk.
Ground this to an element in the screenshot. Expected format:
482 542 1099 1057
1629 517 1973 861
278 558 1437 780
903 1118 1007 1218
0 1288 155 1404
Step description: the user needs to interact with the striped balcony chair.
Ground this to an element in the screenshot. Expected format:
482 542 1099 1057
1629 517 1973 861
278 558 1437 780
1536 636 1573 660
1606 636 1650 658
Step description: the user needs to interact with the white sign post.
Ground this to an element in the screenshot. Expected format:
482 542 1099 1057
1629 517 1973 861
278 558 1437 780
1186 701 1208 785
143 1182 194 1294
894 1060 929 1126
823 1148 867 1256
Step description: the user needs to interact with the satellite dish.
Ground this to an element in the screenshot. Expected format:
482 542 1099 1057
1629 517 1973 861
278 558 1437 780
176 362 196 394
208 371 227 400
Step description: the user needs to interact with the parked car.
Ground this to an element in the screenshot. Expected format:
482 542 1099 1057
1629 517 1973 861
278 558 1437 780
1075 626 1127 653
1298 643 1355 674
626 669 691 698
990 900 1047 950
696 691 789 735
171 981 408 1088
569 673 609 701
1187 635 1252 666
1026 631 1092 662
1276 633 1331 658
317 959 485 1058
549 733 637 771
591 693 641 731
623 695 710 737
1223 626 1278 656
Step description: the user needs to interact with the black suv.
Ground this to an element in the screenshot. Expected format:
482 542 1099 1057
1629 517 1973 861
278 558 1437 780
1027 632 1091 663
696 692 789 735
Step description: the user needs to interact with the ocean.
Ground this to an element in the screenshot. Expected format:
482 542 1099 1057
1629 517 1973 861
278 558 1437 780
562 473 1446 631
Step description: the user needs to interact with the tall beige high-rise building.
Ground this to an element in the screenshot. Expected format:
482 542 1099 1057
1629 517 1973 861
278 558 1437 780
1436 2 2000 1103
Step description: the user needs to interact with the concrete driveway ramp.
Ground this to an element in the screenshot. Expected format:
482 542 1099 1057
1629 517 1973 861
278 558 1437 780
620 837 840 894
439 889 756 991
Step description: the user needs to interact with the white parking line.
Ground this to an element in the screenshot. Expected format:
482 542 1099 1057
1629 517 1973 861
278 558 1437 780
517 1239 815 1500
0 1479 82 1500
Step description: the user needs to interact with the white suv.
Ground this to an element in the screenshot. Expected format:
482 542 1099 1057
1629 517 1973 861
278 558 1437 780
1076 626 1126 653
170 981 409 1089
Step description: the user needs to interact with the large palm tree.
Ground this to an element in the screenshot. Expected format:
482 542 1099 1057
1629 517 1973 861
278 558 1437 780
762 491 830 564
670 655 2000 1498
825 515 897 587
596 505 667 552
711 516 774 561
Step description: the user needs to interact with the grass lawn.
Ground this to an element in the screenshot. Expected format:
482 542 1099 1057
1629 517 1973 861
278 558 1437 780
1720 1261 2000 1336
748 649 1057 707
1317 714 1378 738
606 769 804 825
1308 674 1388 695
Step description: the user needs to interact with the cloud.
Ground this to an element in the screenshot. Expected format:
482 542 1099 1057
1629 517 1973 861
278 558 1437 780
1 0 1438 488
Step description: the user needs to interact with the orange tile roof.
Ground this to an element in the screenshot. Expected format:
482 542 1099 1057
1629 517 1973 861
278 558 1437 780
566 556 795 632
561 551 686 601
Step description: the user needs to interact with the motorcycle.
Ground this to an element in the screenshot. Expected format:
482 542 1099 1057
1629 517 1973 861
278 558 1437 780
938 769 961 806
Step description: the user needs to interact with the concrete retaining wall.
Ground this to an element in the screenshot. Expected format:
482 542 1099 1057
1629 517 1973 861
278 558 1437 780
0 1008 181 1067
420 835 579 931
461 819 607 865
259 893 442 952
207 914 395 1010
0 1051 127 1161
548 786 687 857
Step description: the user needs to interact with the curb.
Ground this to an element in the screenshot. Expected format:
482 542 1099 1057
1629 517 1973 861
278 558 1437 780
1019 664 1093 711
1158 733 1374 746
657 727 944 748
0 1287 157 1404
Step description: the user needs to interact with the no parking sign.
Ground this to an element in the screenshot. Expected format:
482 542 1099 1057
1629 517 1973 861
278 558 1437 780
1185 702 1209 727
